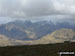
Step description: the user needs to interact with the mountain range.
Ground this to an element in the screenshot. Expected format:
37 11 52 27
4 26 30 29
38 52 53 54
0 19 75 46
0 20 75 40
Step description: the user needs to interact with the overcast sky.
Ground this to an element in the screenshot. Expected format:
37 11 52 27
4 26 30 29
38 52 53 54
0 0 75 24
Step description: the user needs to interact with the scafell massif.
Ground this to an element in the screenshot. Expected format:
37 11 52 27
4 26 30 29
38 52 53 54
0 20 75 46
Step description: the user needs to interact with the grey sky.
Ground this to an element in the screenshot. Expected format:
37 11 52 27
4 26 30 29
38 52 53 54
0 0 75 18
0 0 75 24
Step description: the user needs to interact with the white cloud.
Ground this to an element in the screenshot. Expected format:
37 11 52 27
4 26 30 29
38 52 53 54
53 0 75 14
0 0 75 18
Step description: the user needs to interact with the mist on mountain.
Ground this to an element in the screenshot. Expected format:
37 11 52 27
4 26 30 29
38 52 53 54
0 19 75 41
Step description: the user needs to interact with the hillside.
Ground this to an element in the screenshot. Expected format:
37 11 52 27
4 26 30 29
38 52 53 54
0 35 13 46
0 42 75 56
0 28 75 46
0 35 32 46
25 28 75 45
39 28 75 44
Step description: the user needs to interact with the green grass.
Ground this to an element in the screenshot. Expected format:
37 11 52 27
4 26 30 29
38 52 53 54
0 42 75 56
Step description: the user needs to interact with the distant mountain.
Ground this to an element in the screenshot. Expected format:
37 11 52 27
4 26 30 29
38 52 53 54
0 20 75 40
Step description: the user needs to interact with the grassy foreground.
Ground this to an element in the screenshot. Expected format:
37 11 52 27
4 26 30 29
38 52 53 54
0 42 75 56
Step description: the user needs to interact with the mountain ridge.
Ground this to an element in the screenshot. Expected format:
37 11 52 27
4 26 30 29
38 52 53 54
0 20 75 40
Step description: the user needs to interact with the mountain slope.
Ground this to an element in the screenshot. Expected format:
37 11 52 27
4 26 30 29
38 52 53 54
39 29 75 43
26 28 75 45
0 35 13 46
0 35 29 46
0 28 75 46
